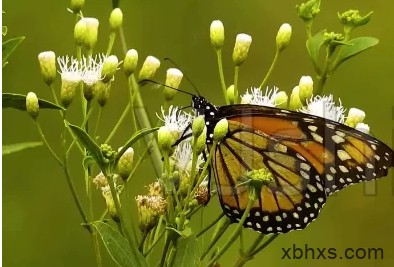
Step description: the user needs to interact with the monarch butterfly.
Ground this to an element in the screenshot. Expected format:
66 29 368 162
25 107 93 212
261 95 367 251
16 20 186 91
190 95 394 234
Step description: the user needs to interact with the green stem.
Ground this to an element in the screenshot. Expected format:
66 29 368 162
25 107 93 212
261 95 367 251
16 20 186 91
138 231 148 253
49 84 60 106
106 32 116 56
259 49 279 89
315 46 334 95
305 20 313 40
196 212 224 237
206 198 255 267
35 121 63 166
201 217 231 259
250 234 278 258
233 66 239 104
233 234 264 267
94 107 102 138
105 103 131 144
216 49 229 104
144 228 165 257
118 25 128 56
159 234 172 267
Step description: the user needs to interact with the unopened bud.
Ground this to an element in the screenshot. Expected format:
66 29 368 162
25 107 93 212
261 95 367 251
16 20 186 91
296 0 321 22
195 127 207 154
95 81 111 107
123 49 138 76
289 86 303 111
274 91 288 109
192 115 205 138
109 8 123 31
136 195 166 232
227 85 236 104
101 55 119 83
298 76 313 103
38 51 56 85
102 186 119 222
232 33 252 66
345 108 365 128
74 18 99 50
60 79 79 108
158 126 172 153
26 92 39 119
210 20 224 50
69 0 85 13
117 147 134 180
138 56 160 81
276 23 292 52
213 118 228 142
338 10 373 31
74 19 87 46
164 68 183 101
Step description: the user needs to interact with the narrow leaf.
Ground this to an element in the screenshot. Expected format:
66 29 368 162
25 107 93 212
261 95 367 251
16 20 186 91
68 124 105 169
115 127 159 163
306 30 325 74
2 36 25 67
2 93 65 111
173 236 200 267
2 142 43 155
333 37 379 71
91 221 148 267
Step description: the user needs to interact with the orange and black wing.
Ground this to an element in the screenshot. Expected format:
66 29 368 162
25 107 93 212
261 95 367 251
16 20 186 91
212 104 393 234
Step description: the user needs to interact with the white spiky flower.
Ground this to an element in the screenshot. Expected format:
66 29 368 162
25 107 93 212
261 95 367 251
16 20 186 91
158 105 193 138
81 54 106 86
173 141 204 175
300 95 346 123
57 55 83 83
241 87 280 107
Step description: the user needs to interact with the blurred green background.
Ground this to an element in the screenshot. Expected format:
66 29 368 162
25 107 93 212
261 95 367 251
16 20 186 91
3 0 394 266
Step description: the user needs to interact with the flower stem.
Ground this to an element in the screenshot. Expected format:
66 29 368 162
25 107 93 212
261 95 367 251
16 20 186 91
105 103 131 143
106 32 116 56
259 49 279 89
93 107 102 138
233 233 264 267
196 212 225 237
233 66 239 104
206 198 254 267
201 216 231 259
35 121 63 166
250 234 278 258
216 49 229 104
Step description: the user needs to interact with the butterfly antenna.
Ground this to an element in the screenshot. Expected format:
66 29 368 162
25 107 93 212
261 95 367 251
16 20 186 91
164 57 201 96
139 79 195 97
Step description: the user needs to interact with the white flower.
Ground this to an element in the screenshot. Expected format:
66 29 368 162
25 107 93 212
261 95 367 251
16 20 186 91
241 87 280 107
57 55 83 82
173 141 204 175
355 123 370 134
81 54 106 86
157 105 193 138
300 95 346 123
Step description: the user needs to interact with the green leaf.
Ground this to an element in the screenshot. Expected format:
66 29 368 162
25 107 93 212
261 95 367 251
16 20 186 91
333 37 379 71
68 124 106 169
306 30 325 74
2 142 43 155
82 156 95 170
115 127 159 163
91 221 148 267
2 26 7 36
167 226 193 238
2 36 25 67
2 93 65 111
172 236 200 267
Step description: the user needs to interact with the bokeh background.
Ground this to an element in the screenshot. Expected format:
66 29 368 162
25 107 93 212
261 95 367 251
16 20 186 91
2 0 394 266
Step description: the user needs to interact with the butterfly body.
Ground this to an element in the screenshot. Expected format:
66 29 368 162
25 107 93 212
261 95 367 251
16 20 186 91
192 96 394 234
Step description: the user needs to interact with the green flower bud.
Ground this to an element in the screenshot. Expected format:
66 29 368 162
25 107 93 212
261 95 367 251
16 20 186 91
102 186 119 222
210 20 224 50
227 85 236 104
232 33 252 66
192 115 205 138
117 147 134 181
136 195 167 232
296 0 321 22
26 92 39 119
38 51 56 85
289 86 303 111
101 55 119 83
69 0 85 13
243 167 275 198
274 91 288 109
83 83 95 101
338 10 373 33
60 79 79 108
74 19 87 46
195 127 207 155
95 80 111 107
74 18 99 50
123 49 138 76
213 118 228 142
138 56 160 81
345 108 365 128
298 75 313 103
158 126 172 153
109 8 123 31
276 23 292 52
164 68 183 102
323 31 345 47
100 144 117 163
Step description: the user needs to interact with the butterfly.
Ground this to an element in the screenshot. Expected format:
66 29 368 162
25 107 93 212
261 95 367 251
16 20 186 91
190 95 394 234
